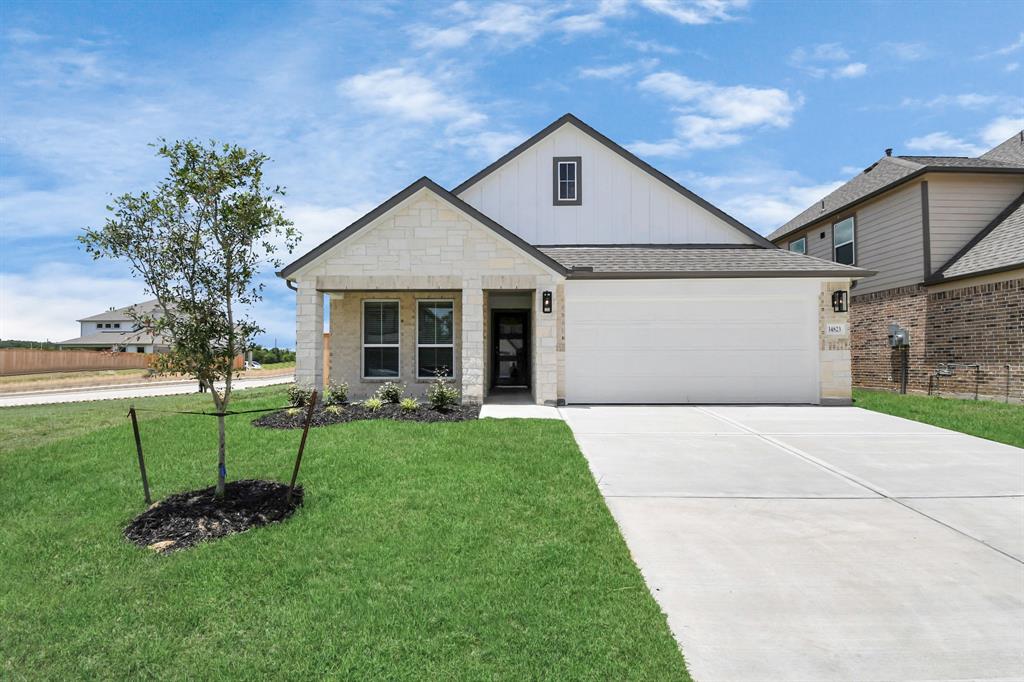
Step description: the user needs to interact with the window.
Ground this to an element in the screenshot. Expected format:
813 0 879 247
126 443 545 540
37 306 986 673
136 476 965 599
362 301 400 378
417 301 454 378
114 323 121 329
833 217 855 265
789 237 807 254
552 156 582 205
136 347 145 353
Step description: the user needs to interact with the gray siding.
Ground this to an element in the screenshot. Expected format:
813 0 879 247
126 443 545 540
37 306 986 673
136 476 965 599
927 174 1024 273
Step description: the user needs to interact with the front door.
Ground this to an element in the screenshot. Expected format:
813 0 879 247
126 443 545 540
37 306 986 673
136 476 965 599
491 310 530 388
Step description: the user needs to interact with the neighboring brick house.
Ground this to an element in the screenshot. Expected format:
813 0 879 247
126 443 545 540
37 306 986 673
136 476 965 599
768 132 1024 402
280 114 869 406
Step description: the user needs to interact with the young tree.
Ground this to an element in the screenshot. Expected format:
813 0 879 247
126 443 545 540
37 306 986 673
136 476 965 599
81 140 297 498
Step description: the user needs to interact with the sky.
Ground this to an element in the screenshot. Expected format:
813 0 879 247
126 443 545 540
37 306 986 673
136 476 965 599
1 0 1022 348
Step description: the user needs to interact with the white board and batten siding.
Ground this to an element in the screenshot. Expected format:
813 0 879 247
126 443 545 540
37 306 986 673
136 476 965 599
456 122 755 246
564 279 821 404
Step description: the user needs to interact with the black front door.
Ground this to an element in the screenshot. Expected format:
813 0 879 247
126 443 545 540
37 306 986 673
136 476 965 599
491 310 530 388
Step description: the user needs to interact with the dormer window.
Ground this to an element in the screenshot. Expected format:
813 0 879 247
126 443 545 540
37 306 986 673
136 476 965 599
553 157 581 206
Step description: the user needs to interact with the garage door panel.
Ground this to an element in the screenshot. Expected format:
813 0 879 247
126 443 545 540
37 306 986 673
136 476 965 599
565 279 820 404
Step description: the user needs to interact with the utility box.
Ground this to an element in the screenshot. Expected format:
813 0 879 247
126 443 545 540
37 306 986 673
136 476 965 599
888 323 910 348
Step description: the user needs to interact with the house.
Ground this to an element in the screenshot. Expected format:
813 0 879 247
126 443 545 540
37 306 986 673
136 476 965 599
59 299 171 353
768 131 1024 401
280 114 870 406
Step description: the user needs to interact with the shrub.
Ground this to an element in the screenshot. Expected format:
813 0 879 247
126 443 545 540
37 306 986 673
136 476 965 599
363 397 383 411
376 381 404 404
325 381 348 406
399 397 420 412
286 384 313 407
426 373 460 410
324 404 342 415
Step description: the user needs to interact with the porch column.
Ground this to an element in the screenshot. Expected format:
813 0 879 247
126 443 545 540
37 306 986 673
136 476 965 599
295 279 324 390
461 283 485 404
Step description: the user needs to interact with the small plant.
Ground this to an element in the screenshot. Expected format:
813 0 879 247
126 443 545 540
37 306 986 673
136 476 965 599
426 372 460 411
324 404 342 415
287 383 313 407
325 381 348 406
399 397 420 412
375 381 405 404
363 397 383 411
286 407 301 417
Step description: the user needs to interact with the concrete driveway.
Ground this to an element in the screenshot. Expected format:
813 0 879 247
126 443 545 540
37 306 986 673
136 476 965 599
561 405 1024 682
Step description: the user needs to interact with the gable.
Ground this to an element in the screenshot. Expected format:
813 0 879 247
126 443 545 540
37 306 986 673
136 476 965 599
280 180 565 281
454 115 768 247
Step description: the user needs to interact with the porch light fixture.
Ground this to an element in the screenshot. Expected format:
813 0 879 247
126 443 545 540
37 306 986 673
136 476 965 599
831 290 848 313
542 290 553 314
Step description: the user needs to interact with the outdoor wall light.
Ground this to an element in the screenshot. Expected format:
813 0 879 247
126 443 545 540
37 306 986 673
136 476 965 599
542 290 553 314
831 290 848 313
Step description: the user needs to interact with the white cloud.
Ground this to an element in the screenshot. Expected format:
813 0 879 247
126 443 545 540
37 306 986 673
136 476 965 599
450 129 526 160
789 43 867 79
980 116 1024 146
905 132 984 156
285 202 378 251
1007 62 1020 73
625 38 680 55
0 263 147 342
901 93 1001 109
578 58 658 79
633 71 800 154
833 62 867 78
638 0 749 25
340 68 486 131
977 32 1024 59
410 2 555 49
880 41 929 61
556 0 629 34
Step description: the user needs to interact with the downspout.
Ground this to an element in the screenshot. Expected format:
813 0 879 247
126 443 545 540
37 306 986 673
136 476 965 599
286 279 298 291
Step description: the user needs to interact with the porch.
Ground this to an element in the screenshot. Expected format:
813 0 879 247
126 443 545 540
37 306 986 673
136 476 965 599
295 277 561 405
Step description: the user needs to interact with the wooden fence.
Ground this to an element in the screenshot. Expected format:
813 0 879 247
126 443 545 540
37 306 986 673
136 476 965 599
0 348 155 376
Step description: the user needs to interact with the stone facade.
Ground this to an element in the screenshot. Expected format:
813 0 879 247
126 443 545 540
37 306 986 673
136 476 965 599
818 280 854 404
291 188 564 405
850 278 1023 401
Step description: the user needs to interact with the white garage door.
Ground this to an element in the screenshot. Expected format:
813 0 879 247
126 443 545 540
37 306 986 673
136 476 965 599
564 278 820 404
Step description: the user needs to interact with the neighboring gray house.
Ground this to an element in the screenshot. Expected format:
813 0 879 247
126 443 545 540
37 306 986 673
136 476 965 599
768 131 1024 400
280 114 870 406
59 299 171 353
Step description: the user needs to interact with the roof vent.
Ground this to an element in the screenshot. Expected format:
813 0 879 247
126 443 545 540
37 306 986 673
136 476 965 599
571 265 594 272
885 148 893 157
820 200 825 212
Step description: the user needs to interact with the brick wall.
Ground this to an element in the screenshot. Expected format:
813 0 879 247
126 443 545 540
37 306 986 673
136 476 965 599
850 278 1023 401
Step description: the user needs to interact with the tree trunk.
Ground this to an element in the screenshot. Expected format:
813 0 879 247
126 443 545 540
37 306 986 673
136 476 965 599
215 412 227 498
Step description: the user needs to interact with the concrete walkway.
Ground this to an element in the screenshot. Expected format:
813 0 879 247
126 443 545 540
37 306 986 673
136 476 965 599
0 374 294 407
562 405 1024 682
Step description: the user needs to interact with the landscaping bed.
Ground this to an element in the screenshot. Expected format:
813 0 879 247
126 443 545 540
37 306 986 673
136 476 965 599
253 402 480 428
124 479 303 553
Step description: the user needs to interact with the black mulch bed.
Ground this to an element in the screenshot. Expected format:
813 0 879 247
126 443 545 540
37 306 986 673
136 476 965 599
252 403 480 429
124 479 303 554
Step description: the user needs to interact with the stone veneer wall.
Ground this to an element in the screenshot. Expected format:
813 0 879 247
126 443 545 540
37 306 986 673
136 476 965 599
850 278 1023 401
819 280 854 404
328 291 462 401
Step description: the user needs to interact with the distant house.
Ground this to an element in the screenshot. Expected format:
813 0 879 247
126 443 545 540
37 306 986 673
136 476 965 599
768 131 1024 401
59 300 171 353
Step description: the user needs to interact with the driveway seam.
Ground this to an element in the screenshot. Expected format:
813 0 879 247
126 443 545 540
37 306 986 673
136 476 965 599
695 406 1024 566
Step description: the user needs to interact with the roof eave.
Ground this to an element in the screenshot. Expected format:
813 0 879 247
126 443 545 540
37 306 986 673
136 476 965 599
565 268 873 280
770 165 1024 244
925 261 1024 286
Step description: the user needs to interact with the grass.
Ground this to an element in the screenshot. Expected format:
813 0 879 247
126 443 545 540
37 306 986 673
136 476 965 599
254 360 295 370
0 388 688 680
853 388 1024 448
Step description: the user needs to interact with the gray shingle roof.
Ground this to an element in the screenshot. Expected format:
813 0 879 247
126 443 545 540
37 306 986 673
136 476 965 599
933 193 1024 281
768 137 1024 242
980 131 1024 165
537 245 871 277
59 330 169 346
78 299 162 322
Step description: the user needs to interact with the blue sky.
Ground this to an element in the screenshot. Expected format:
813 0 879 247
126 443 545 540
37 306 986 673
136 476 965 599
1 0 1021 347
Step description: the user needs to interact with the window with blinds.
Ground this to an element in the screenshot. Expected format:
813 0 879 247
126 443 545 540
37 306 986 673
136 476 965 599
417 300 454 378
363 300 400 378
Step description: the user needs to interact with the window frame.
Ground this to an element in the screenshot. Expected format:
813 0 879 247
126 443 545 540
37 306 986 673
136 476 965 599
552 156 582 206
361 299 401 380
416 299 456 379
832 215 856 265
789 236 807 254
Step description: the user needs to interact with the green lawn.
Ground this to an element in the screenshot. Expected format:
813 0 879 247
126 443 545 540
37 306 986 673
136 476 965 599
0 388 688 680
853 389 1024 448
